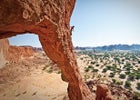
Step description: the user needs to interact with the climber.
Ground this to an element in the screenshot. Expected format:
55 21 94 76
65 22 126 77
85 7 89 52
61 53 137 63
70 26 74 32
70 26 74 35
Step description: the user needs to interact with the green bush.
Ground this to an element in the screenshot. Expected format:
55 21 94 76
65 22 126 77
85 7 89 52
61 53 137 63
136 82 140 90
88 65 93 69
96 64 99 67
116 81 123 85
106 66 111 70
90 61 95 65
92 69 99 72
109 72 115 77
84 75 90 81
42 64 50 70
47 69 53 73
133 91 140 100
119 74 126 79
102 68 107 73
85 67 90 72
112 79 116 83
57 70 61 74
136 74 140 80
125 81 131 89
125 71 130 75
128 74 135 81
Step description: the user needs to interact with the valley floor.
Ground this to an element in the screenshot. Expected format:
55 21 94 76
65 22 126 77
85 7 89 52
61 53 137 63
0 53 68 100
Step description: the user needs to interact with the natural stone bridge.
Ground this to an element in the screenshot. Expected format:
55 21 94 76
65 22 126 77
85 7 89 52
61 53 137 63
0 0 95 99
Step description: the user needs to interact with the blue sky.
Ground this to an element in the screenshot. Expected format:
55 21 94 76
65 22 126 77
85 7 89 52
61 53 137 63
9 34 40 47
9 0 140 47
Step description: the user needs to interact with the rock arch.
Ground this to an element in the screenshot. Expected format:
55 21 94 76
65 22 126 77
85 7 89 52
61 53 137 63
0 0 94 99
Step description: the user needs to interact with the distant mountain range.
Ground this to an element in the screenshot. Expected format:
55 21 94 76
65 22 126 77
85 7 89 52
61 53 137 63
75 44 140 51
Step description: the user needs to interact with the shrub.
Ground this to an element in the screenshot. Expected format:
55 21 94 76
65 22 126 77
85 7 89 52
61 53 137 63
92 69 99 72
136 82 140 90
106 66 111 70
136 73 140 80
114 57 120 63
96 64 99 67
57 70 61 74
42 64 50 70
125 81 131 89
133 91 140 100
84 75 90 81
85 67 90 72
119 74 126 79
47 69 53 73
124 63 132 71
110 66 116 72
116 81 123 85
128 74 135 81
102 68 107 73
125 71 130 75
90 61 95 65
88 65 93 69
112 79 116 83
109 72 115 77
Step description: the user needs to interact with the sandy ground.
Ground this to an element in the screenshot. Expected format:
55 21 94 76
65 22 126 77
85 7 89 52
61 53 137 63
0 53 68 100
0 72 68 100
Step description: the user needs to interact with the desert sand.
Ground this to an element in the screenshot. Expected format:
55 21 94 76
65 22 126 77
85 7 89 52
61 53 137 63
0 53 68 100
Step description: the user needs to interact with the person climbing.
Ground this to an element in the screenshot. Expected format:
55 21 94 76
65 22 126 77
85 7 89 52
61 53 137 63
70 26 74 32
70 26 74 35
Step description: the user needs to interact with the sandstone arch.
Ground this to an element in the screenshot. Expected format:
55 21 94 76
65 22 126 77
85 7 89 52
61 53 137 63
0 0 95 99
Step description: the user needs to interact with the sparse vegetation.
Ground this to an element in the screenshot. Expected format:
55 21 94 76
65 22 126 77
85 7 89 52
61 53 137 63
116 81 123 85
42 64 50 70
125 81 131 89
133 91 140 100
77 50 140 93
92 69 99 72
137 82 140 90
119 74 126 79
102 68 107 73
112 79 116 83
84 67 90 72
109 72 115 78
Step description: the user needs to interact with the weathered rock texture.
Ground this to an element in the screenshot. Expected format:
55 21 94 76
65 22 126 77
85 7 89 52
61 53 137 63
0 0 95 99
0 39 34 66
0 39 9 67
96 84 113 100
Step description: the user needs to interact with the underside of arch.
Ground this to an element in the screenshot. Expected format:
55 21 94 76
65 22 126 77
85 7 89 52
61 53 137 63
0 0 95 99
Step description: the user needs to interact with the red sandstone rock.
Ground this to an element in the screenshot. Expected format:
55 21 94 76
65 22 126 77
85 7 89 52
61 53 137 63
8 45 34 62
96 84 113 100
0 39 34 64
0 39 9 67
0 0 95 100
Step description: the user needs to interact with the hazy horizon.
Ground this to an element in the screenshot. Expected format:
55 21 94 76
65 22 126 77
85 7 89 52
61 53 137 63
9 0 140 47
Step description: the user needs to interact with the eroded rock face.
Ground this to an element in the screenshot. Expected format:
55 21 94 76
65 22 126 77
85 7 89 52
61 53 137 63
0 39 9 67
96 84 113 100
8 45 34 62
0 0 95 99
0 39 34 66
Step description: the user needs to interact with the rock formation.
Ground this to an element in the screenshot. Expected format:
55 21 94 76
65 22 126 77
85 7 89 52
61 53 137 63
0 0 95 99
0 39 9 67
0 39 34 66
96 84 113 100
